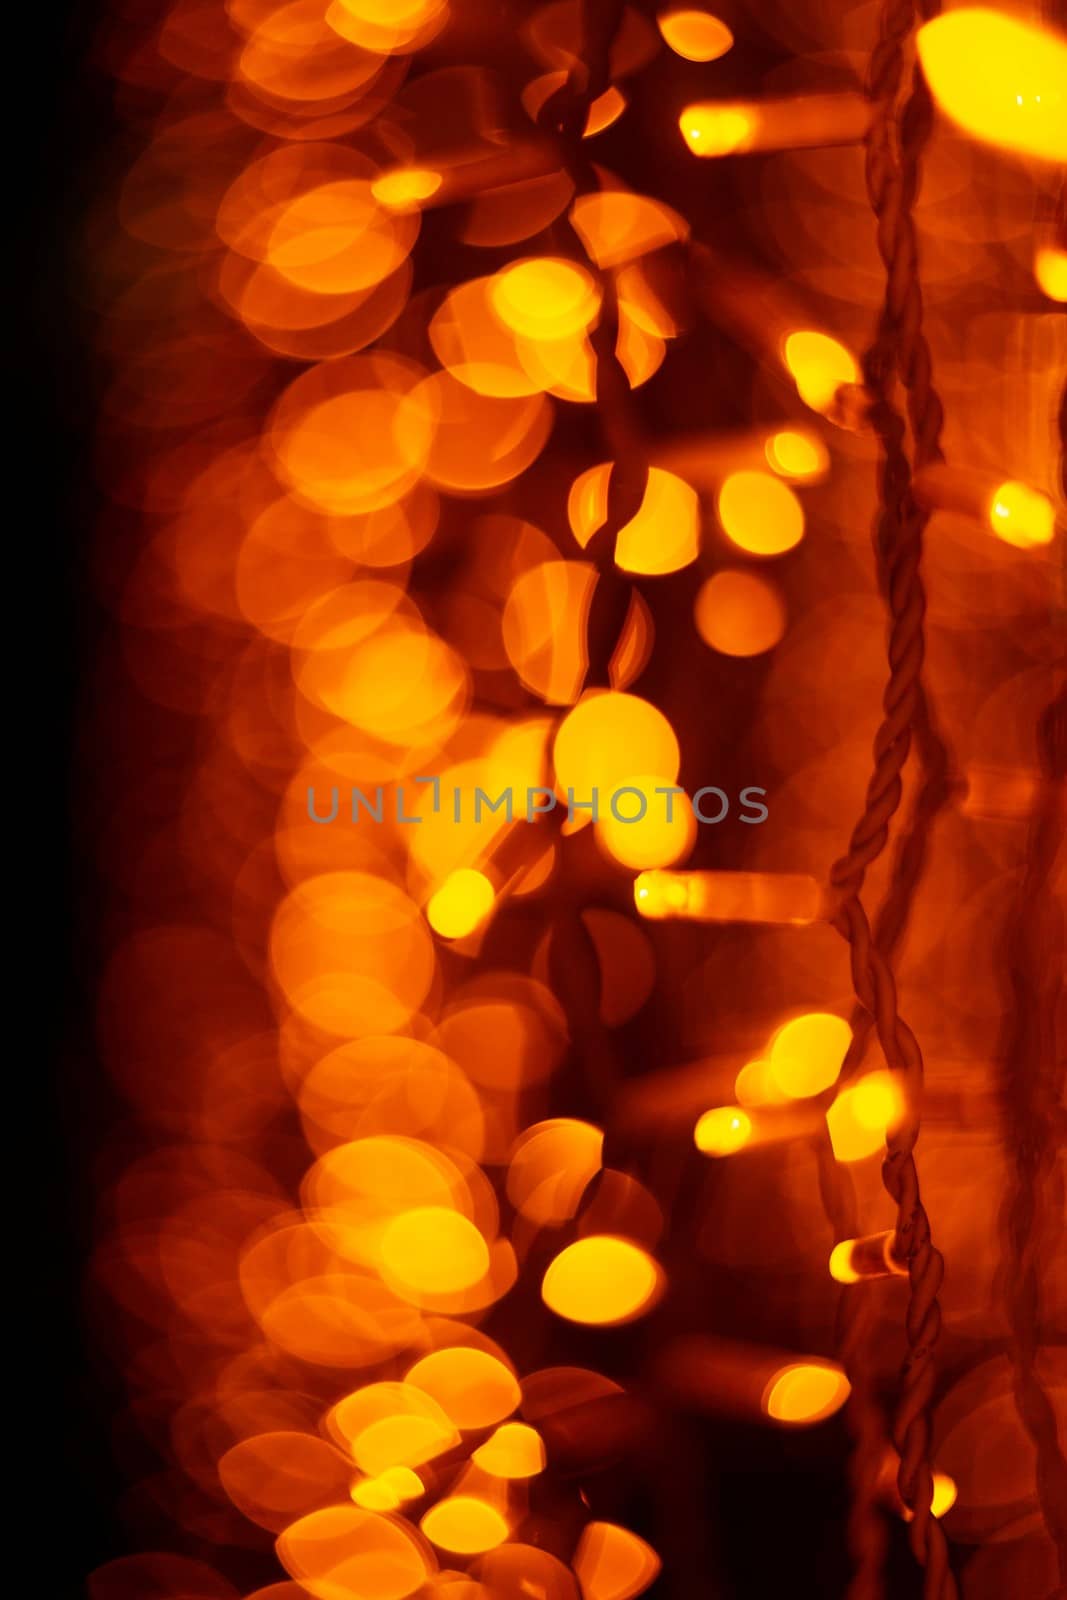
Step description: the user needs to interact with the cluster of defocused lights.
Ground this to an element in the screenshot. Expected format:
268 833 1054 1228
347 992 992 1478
86 0 1063 1596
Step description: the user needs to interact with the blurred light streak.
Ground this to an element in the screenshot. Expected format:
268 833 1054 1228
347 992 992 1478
913 463 1057 547
829 1230 909 1284
681 94 871 156
656 1338 850 1427
634 869 823 923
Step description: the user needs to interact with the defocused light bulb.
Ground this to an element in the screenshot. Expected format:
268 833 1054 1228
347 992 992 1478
988 480 1056 548
427 869 495 938
829 1230 908 1284
490 258 601 341
765 428 829 482
681 105 753 154
658 9 733 61
914 462 1057 548
420 1496 509 1555
768 1012 852 1099
471 1422 546 1479
917 9 1067 163
542 1236 661 1325
762 1362 851 1425
371 167 443 211
681 95 869 156
694 1106 752 1156
783 330 860 415
1034 244 1067 301
826 1071 903 1162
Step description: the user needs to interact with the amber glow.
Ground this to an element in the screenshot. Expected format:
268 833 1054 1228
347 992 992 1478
541 1236 661 1325
782 330 861 415
1034 245 1067 301
917 10 1067 163
768 1012 852 1100
694 569 787 656
380 1207 491 1297
81 0 1064 1592
489 258 602 342
681 105 754 156
427 869 496 939
372 168 444 212
717 470 805 555
277 1505 430 1599
826 1072 905 1162
568 463 702 575
765 428 829 481
694 1106 752 1156
658 9 733 62
596 774 697 870
471 1422 546 1479
554 693 680 807
574 1521 662 1598
635 870 823 923
420 1496 509 1554
762 1362 851 1425
405 1347 520 1430
352 1466 425 1511
987 480 1056 548
829 1231 908 1284
681 95 870 156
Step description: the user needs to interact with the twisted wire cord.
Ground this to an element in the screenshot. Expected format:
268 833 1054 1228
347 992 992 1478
993 678 1067 1586
826 1 960 1594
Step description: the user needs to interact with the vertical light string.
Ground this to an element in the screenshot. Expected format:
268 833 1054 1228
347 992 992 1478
827 1 958 1596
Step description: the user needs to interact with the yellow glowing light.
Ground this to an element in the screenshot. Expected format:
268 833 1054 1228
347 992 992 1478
595 774 696 870
1035 245 1067 301
574 1520 662 1599
917 9 1067 164
278 1505 429 1600
768 1012 852 1100
351 1475 401 1512
733 1059 787 1108
490 258 602 342
471 1422 546 1479
681 104 754 155
826 1071 903 1163
765 428 829 482
717 470 804 555
372 167 443 211
694 1106 752 1156
783 330 860 415
829 1242 860 1286
541 1235 660 1325
930 1473 958 1519
987 480 1056 548
762 1362 851 1425
828 1230 906 1285
420 1496 509 1555
331 1391 461 1477
585 85 629 136
634 869 822 924
352 1466 424 1510
406 1347 520 1431
658 9 733 62
554 693 680 805
568 463 701 575
380 1207 490 1296
427 869 496 939
694 569 786 657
